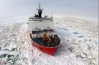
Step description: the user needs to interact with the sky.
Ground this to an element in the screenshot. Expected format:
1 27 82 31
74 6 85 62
0 0 98 21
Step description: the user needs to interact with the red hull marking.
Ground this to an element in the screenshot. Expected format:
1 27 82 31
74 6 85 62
31 40 59 55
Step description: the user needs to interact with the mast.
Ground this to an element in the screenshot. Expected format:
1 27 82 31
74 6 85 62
39 3 41 9
36 3 43 18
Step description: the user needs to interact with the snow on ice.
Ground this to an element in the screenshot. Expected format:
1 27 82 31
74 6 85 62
0 16 98 65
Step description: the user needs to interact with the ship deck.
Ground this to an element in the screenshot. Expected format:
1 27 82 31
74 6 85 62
31 35 61 47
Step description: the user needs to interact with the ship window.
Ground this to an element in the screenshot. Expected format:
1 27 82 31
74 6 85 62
39 20 42 22
34 20 38 21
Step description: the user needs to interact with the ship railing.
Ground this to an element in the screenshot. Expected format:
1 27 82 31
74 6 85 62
29 17 53 21
31 31 56 38
32 29 55 34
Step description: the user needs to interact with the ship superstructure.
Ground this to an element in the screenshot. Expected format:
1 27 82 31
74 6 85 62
29 3 54 32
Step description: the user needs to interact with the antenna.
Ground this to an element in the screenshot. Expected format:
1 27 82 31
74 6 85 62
51 11 52 17
36 3 44 11
39 3 41 9
51 11 53 20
